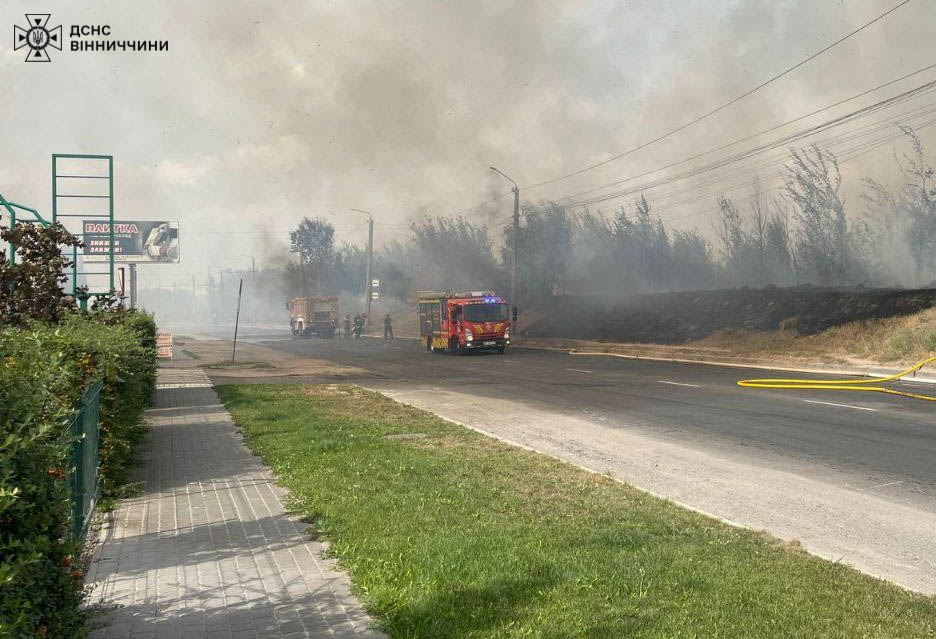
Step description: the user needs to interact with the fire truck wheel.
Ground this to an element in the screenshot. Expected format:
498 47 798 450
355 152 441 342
497 346 505 354
456 341 467 356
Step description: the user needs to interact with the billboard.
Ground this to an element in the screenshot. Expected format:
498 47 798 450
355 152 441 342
83 220 180 263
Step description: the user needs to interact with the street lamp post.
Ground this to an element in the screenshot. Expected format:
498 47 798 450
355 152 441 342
350 209 374 326
489 166 520 322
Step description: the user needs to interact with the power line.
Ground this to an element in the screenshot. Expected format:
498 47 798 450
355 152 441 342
572 101 936 213
554 62 936 204
443 82 935 234
466 96 929 232
585 113 936 226
520 0 914 191
658 115 936 226
402 4 917 234
559 81 936 211
570 112 936 215
571 103 936 212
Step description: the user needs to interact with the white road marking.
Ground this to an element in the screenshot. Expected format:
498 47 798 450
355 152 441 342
658 380 701 388
502 359 520 364
565 368 593 374
803 399 878 412
865 480 904 490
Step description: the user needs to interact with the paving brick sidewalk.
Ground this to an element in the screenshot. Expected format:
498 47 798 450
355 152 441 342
86 367 385 639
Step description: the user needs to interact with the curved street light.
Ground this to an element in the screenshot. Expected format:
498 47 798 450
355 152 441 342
489 166 520 321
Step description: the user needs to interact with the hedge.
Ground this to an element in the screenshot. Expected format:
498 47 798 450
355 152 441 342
0 310 156 638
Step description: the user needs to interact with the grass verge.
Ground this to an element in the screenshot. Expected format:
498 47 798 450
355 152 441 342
217 383 936 638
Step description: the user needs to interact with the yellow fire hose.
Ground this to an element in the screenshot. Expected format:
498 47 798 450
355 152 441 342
737 355 936 402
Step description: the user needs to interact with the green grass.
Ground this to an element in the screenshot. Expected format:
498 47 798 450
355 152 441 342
217 384 936 638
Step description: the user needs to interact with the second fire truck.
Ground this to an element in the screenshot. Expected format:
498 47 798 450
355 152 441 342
287 296 339 338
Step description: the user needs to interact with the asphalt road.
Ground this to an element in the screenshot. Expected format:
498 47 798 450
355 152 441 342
177 323 936 592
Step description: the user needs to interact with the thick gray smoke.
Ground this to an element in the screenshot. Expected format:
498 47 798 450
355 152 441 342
2 0 935 326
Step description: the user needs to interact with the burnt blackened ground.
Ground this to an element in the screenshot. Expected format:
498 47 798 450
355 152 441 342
526 286 936 343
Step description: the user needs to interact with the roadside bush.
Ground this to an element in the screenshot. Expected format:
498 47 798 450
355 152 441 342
0 310 156 638
52 312 157 493
1 329 86 638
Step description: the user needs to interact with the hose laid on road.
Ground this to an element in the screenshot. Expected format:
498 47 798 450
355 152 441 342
737 355 936 402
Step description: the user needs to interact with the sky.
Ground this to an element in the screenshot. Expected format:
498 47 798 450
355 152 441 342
2 0 935 289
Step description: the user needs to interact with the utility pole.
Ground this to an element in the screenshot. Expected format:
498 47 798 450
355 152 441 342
351 209 375 327
129 263 138 309
232 278 243 362
366 217 374 324
511 184 519 309
490 166 520 328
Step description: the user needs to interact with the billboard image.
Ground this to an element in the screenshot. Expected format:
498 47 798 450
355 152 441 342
83 220 180 263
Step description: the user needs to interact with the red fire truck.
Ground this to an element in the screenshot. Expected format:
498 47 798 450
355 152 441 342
287 296 339 338
417 290 513 354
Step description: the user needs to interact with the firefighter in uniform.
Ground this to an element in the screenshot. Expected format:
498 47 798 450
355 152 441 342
384 313 394 340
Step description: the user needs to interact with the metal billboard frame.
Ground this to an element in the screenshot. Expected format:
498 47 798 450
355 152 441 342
52 154 115 303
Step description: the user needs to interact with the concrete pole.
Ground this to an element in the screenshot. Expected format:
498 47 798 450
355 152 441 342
365 217 373 326
511 185 519 312
129 263 138 309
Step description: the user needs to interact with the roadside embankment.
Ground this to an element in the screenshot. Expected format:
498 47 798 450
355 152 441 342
217 383 936 638
523 289 936 375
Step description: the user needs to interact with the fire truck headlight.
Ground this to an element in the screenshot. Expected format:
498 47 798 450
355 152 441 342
504 329 510 342
465 329 474 341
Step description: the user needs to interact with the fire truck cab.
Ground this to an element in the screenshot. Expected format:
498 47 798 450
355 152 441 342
418 290 512 355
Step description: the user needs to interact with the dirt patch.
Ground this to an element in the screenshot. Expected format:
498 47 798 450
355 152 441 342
203 360 274 370
166 336 366 379
303 384 357 396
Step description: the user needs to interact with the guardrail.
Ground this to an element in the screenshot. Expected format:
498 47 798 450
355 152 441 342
67 381 102 540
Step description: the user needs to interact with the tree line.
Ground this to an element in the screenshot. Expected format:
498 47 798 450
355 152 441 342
287 127 936 306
